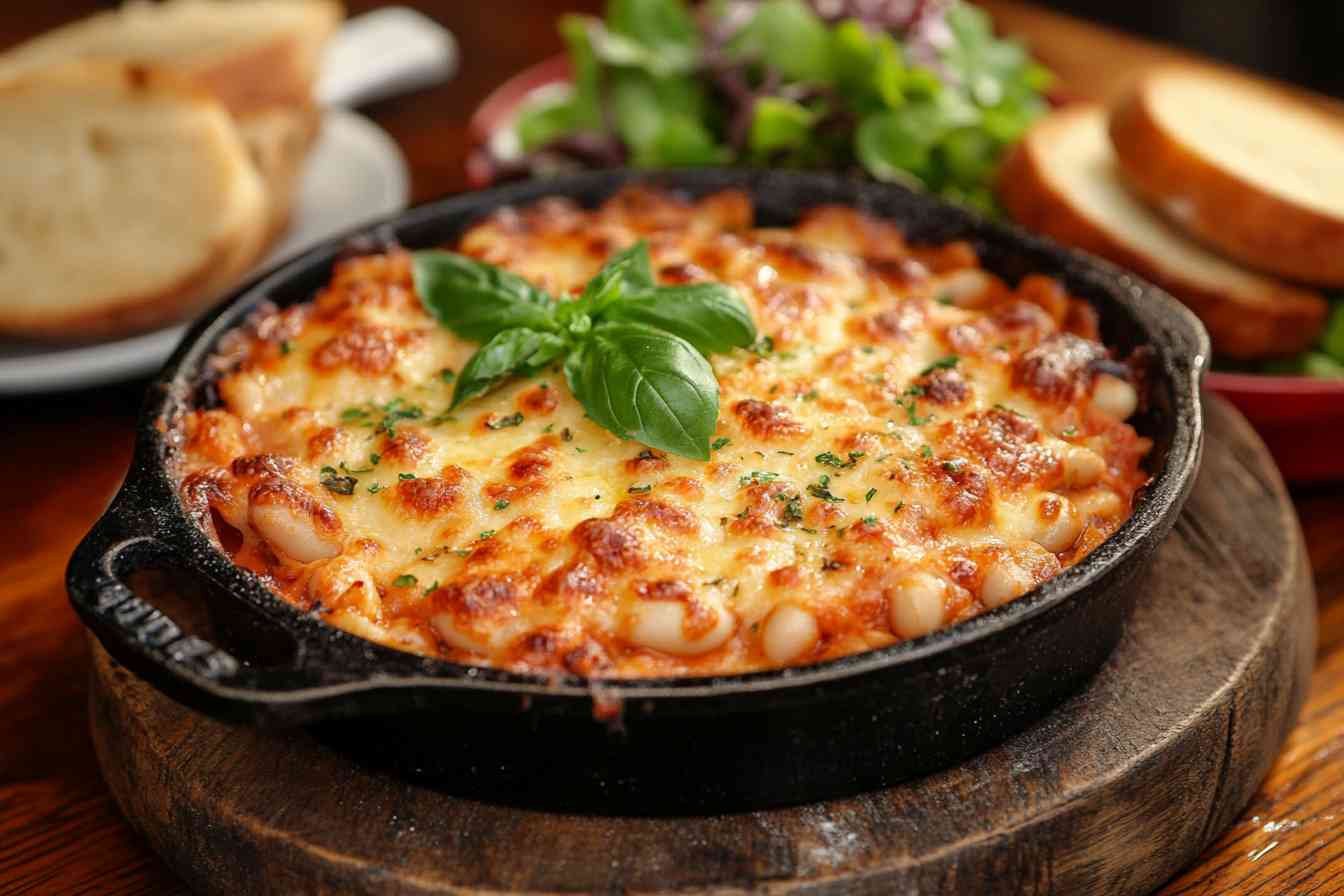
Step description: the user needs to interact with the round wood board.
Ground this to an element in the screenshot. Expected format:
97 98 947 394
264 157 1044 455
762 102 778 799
89 396 1316 896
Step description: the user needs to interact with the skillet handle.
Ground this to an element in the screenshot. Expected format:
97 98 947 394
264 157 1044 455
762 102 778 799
67 497 343 723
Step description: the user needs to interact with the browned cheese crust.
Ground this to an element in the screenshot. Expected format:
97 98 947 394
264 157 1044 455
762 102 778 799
172 187 1152 677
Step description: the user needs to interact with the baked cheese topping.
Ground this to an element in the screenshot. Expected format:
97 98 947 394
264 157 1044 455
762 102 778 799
172 187 1151 677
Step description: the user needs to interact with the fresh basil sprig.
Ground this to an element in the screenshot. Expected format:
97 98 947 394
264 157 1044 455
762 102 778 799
412 241 757 460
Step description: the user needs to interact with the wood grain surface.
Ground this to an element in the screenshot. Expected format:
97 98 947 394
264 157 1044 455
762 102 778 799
86 396 1315 896
1 3 1342 894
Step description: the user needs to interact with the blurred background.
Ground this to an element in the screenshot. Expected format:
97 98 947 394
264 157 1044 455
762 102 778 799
4 2 1342 98
1040 0 1343 97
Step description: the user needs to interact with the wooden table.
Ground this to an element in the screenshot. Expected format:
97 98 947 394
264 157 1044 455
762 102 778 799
1 3 1340 894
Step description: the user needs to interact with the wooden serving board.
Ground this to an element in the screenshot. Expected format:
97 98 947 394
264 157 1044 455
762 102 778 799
89 396 1314 896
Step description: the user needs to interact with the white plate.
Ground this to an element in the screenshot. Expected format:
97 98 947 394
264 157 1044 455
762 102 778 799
0 110 410 395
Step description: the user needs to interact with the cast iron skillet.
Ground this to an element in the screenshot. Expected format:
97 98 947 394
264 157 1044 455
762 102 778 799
67 169 1207 813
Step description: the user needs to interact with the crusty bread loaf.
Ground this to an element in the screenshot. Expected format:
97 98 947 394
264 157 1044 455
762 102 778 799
237 103 322 247
0 62 270 341
999 104 1328 360
0 0 342 119
1111 65 1344 286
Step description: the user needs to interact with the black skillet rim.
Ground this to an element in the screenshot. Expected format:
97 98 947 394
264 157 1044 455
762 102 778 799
71 168 1208 712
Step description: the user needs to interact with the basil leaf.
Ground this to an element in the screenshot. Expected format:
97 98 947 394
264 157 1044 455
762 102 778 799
451 328 567 409
413 251 558 342
600 283 756 357
557 240 656 331
604 240 655 290
564 322 718 460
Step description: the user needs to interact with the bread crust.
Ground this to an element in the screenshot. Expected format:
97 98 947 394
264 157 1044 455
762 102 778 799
1110 66 1344 286
185 1 342 117
999 105 1327 360
239 102 323 247
0 62 271 342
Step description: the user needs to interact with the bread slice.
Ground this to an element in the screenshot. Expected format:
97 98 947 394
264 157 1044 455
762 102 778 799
237 103 322 247
0 62 270 341
999 105 1328 359
0 0 342 119
1111 66 1344 286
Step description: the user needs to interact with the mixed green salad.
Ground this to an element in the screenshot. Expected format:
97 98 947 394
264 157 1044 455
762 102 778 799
497 0 1051 215
1259 297 1344 379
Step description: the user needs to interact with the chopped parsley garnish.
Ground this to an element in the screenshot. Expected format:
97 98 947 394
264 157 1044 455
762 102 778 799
439 367 456 383
942 459 965 474
280 340 292 355
802 389 819 401
319 468 356 495
740 470 779 488
494 499 510 510
750 335 775 357
1061 425 1079 437
423 580 439 596
486 412 525 430
779 492 804 526
920 355 960 376
367 483 383 494
935 290 954 305
862 515 878 525
628 484 652 494
543 423 555 433
807 475 845 503
816 450 864 469
373 398 424 438
338 453 380 475
340 407 369 422
994 403 1025 417
561 427 573 442
895 383 933 426
398 472 416 480
393 574 418 588
426 410 458 426
894 500 905 512
478 530 497 540
920 445 933 459
865 488 877 503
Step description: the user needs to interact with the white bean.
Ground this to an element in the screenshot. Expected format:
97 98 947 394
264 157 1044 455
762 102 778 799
328 608 389 645
430 613 488 653
889 571 947 639
1030 493 1083 553
1075 488 1125 519
761 604 820 664
981 559 1034 608
1091 373 1138 420
249 502 340 563
629 600 736 656
934 268 992 307
1062 445 1106 488
307 556 380 618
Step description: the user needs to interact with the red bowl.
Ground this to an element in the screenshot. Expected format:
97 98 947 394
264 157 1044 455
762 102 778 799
468 57 1344 481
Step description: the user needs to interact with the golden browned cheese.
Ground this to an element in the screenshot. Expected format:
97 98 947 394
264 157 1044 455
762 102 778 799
172 187 1151 677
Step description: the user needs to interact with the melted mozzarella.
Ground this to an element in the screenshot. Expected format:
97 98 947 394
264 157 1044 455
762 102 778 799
172 188 1151 677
